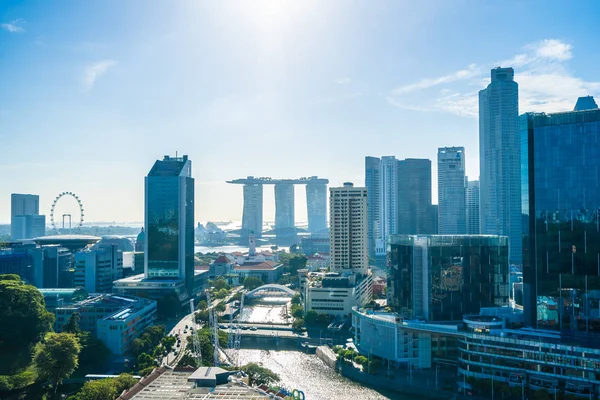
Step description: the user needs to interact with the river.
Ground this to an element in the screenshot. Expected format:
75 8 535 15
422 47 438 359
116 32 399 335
238 349 416 400
238 303 418 400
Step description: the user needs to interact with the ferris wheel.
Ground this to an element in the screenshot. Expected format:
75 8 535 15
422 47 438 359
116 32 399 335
50 191 85 234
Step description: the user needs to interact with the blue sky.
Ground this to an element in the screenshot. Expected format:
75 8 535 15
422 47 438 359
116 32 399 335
1 0 599 224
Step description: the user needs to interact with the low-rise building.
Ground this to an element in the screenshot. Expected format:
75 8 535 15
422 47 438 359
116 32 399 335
117 366 273 400
46 292 156 356
352 307 600 398
303 271 372 316
233 261 282 284
113 270 208 304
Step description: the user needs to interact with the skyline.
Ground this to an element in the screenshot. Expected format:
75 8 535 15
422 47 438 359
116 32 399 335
1 1 599 224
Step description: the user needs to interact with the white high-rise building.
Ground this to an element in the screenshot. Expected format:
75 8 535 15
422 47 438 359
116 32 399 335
365 157 381 257
466 180 480 234
329 182 368 275
379 156 398 253
11 193 45 240
479 67 522 264
437 147 466 234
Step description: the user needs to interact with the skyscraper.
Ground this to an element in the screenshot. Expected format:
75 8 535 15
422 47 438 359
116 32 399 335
329 182 368 275
437 147 466 234
365 157 382 257
241 183 263 240
397 158 434 234
11 193 45 239
305 178 327 233
380 156 399 252
466 180 480 234
479 67 522 264
145 155 194 293
521 98 600 333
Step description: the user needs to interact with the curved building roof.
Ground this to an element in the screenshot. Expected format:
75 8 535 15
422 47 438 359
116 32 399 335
34 234 101 251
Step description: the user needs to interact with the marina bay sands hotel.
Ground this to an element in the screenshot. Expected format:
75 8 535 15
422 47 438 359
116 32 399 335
227 176 329 240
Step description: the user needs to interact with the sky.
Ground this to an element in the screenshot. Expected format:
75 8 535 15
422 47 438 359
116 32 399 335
1 0 599 225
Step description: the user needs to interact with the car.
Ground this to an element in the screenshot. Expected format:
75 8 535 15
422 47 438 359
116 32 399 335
219 324 227 329
241 326 249 330
250 327 257 331
176 342 180 347
174 351 178 356
183 330 187 334
185 325 188 329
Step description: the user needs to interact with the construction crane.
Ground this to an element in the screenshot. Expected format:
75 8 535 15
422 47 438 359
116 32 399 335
206 289 220 367
189 299 202 367
232 292 245 367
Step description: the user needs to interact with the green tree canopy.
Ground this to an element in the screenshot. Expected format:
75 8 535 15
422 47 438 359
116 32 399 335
292 319 304 331
0 275 55 374
291 304 304 319
304 310 318 326
77 332 111 376
241 363 280 386
34 332 81 391
71 379 117 400
114 373 139 394
291 293 301 305
209 277 230 291
243 277 264 291
62 312 82 334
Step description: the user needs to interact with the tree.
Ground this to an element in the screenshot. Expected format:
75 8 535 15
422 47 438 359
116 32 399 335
0 275 55 374
136 353 154 371
304 310 318 326
77 332 111 375
243 277 264 291
242 363 280 386
73 379 117 400
62 312 82 334
114 373 139 394
354 355 368 366
215 302 226 313
210 277 230 291
291 294 301 305
292 319 304 331
291 304 304 319
34 332 81 392
288 255 307 274
197 300 208 310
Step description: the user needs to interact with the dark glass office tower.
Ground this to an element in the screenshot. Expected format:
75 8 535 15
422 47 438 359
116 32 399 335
387 235 509 321
397 159 435 234
145 155 194 294
521 99 600 335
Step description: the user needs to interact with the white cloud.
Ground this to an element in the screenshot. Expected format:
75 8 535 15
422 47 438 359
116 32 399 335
387 39 598 117
1 19 25 33
335 77 351 85
82 60 116 91
392 64 480 95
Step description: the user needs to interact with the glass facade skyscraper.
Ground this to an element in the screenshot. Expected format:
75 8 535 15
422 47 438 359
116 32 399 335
387 235 509 321
145 155 194 293
365 156 382 257
397 158 435 234
437 147 466 234
479 67 522 264
465 180 480 234
521 100 600 336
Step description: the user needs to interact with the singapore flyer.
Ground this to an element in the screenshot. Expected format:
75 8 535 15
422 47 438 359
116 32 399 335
50 191 85 234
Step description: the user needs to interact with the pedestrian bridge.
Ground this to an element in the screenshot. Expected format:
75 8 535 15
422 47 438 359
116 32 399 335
245 284 295 299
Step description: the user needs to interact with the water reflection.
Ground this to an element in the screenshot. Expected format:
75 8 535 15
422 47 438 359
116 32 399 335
238 302 290 324
238 349 398 400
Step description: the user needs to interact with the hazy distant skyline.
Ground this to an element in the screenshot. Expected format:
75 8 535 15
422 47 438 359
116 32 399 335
1 1 599 224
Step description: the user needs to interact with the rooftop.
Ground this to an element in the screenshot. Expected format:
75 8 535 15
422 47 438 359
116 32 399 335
117 367 270 400
235 261 281 271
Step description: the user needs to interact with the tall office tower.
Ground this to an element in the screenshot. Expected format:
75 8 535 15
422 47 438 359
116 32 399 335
306 178 328 233
241 183 263 240
466 180 480 234
274 183 295 243
329 183 368 275
365 157 382 257
521 98 600 333
437 147 466 234
74 244 123 293
479 67 522 264
397 159 434 234
380 156 399 252
387 235 509 321
11 193 45 239
145 155 194 294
